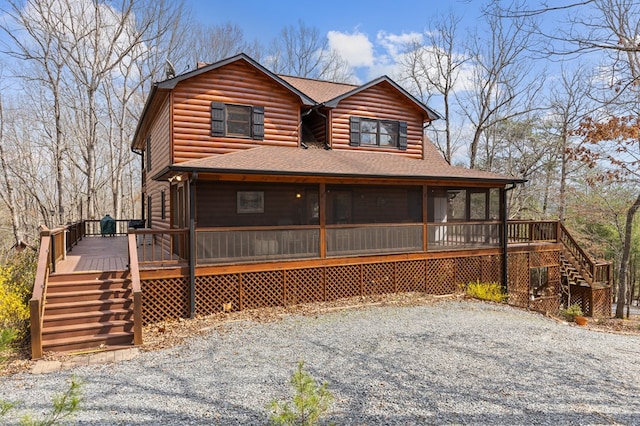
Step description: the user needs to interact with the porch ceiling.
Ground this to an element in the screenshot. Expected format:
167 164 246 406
153 145 525 184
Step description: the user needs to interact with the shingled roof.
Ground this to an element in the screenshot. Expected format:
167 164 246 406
154 145 524 184
278 75 358 104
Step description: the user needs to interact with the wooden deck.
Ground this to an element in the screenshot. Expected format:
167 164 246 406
53 236 129 273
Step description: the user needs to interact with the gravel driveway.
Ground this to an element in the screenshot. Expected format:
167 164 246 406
2 300 640 425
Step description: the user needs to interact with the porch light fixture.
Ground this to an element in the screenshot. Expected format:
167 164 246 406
296 193 302 198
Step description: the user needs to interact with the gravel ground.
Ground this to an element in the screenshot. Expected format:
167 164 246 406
1 300 640 425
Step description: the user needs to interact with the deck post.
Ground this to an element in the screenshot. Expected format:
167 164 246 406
189 172 197 318
319 183 326 259
29 299 43 359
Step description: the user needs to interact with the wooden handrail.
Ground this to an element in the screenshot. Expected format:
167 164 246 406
133 228 189 234
559 223 596 283
30 231 52 359
127 232 143 346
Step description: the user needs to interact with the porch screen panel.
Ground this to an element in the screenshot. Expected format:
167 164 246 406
326 185 422 225
196 182 319 227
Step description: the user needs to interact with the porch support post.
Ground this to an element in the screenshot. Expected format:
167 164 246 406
319 183 326 258
502 186 509 293
502 184 517 293
189 172 198 318
422 184 428 253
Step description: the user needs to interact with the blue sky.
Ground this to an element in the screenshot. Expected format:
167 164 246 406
188 0 485 40
186 0 488 82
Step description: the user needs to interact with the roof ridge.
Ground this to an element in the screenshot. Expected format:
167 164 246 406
277 74 359 88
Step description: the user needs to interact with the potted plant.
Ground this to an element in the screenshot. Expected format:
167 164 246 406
561 304 585 324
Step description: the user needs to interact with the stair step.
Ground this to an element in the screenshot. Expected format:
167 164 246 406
43 309 133 327
42 331 134 353
46 288 131 304
47 278 130 293
44 298 132 315
43 320 134 340
49 270 129 283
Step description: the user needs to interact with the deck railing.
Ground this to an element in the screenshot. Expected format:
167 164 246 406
507 220 558 243
196 226 320 264
327 224 423 257
135 228 189 266
65 220 84 251
84 219 134 236
427 221 501 250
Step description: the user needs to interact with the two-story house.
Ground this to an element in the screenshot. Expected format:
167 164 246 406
128 52 571 322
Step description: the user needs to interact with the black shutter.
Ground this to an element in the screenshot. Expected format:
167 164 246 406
145 136 152 171
349 116 360 146
252 106 264 140
398 121 408 150
211 102 225 136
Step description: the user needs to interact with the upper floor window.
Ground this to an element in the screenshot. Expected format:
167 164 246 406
211 102 264 140
350 116 407 150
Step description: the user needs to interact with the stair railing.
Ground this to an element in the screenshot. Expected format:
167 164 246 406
559 223 611 287
127 231 143 345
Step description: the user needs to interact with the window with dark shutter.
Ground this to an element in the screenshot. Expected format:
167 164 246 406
350 116 405 149
211 102 264 140
349 116 360 146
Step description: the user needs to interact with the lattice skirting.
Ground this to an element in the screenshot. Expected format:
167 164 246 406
139 251 581 324
141 277 190 324
568 285 612 318
507 251 563 314
141 255 504 322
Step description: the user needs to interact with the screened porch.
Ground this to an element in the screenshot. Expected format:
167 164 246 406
191 181 505 265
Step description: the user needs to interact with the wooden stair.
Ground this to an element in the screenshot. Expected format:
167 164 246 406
560 253 589 288
42 271 135 353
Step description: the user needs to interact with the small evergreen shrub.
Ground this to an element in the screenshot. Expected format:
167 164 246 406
267 360 334 426
463 281 507 302
561 304 583 322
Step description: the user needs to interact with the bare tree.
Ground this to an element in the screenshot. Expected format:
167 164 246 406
547 65 595 222
267 20 355 83
397 11 469 163
0 97 22 245
1 0 188 226
184 22 262 67
0 0 70 225
459 4 543 169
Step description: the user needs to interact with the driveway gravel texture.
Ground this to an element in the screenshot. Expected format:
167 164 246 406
1 300 640 425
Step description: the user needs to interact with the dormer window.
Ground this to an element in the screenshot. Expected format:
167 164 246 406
349 116 407 150
211 102 264 140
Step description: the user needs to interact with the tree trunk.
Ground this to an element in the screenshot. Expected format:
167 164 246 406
615 192 640 318
0 98 22 245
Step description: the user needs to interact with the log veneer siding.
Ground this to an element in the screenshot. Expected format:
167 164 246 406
148 98 171 180
171 61 302 163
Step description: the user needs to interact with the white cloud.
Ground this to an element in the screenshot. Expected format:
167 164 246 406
376 31 423 60
327 30 374 68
